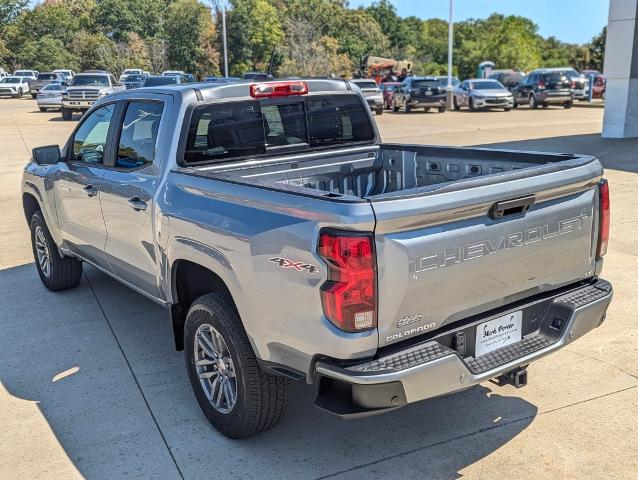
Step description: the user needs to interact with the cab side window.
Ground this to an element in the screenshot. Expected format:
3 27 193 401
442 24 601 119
71 103 115 164
116 101 164 169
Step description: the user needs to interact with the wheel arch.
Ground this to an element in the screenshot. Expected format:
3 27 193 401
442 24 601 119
170 259 239 351
23 192 40 224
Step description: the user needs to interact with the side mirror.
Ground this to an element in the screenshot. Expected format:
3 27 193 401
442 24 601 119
32 145 61 165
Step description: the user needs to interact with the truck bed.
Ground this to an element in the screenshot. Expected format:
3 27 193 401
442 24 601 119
192 144 596 201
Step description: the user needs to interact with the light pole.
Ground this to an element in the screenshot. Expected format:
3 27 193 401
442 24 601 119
446 0 454 109
221 0 228 78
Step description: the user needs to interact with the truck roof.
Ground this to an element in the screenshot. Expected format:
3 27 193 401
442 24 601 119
119 78 356 102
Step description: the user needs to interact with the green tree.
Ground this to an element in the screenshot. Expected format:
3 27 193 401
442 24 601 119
70 30 123 72
96 0 167 41
589 27 606 72
335 10 389 67
165 0 220 77
227 0 284 76
14 35 79 71
0 0 26 31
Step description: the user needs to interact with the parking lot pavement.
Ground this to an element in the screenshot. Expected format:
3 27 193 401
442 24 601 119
1 98 637 479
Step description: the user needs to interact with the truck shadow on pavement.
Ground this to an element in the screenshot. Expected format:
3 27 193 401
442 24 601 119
0 263 538 479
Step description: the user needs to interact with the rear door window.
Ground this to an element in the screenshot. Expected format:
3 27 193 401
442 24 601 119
116 101 164 168
183 94 375 165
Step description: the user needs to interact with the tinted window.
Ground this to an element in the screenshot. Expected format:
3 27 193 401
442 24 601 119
542 73 569 84
412 80 440 88
143 76 177 87
71 75 110 87
72 104 115 164
125 74 145 82
116 102 164 169
353 81 378 89
15 71 32 76
184 94 374 164
470 81 503 90
42 83 64 91
1 77 20 83
37 74 57 80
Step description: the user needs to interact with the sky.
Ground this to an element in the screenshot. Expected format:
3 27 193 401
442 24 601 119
349 0 610 44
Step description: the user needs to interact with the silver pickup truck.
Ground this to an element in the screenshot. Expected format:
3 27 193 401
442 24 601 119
61 72 125 120
22 79 612 438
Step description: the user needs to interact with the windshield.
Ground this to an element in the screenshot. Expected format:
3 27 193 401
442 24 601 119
71 75 110 87
125 75 145 82
184 94 375 165
143 76 177 86
471 81 503 90
353 81 378 90
1 77 21 83
123 70 141 75
42 83 64 91
37 73 57 80
14 71 32 76
412 80 440 88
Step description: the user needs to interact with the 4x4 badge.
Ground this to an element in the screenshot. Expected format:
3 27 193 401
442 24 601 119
269 257 318 274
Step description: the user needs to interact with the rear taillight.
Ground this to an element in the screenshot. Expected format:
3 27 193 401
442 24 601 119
318 230 377 332
597 180 610 257
249 81 308 98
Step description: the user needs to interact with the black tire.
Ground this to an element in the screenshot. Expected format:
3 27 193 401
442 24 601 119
376 106 383 115
30 210 82 291
469 98 476 111
404 103 411 113
513 100 519 109
504 107 512 112
392 99 399 112
15 88 23 98
438 106 446 113
185 293 290 439
423 107 431 112
564 101 573 109
61 108 72 121
39 107 46 112
453 97 460 110
31 93 37 99
529 95 538 109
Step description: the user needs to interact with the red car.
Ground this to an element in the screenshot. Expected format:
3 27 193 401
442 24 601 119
380 82 401 109
581 70 606 100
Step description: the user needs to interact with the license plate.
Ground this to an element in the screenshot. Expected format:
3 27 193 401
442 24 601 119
475 311 522 357
425 90 433 96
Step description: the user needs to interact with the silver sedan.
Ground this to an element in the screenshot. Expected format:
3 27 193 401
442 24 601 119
36 82 65 111
453 79 514 111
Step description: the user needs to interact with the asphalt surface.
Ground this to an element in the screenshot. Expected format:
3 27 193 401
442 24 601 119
1 98 636 479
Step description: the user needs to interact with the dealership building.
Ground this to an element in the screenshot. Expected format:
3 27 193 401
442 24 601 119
603 0 638 137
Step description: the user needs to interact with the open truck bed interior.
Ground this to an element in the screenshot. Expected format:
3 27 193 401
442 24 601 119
191 144 595 200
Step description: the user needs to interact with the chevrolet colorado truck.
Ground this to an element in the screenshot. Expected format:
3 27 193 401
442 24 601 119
61 72 125 120
22 79 613 439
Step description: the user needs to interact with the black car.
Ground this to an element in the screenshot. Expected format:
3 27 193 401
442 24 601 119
512 70 574 109
488 71 525 91
392 76 447 113
123 74 147 89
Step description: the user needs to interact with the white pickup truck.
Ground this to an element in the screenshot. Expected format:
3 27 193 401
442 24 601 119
61 72 125 120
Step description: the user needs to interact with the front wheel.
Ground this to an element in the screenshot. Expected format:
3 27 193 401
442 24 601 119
39 107 47 112
469 98 476 111
31 93 37 99
438 106 446 113
453 97 460 110
564 101 573 109
185 293 290 439
376 106 383 115
30 211 82 291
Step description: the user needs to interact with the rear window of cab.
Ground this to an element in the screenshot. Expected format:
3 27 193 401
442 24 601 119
183 94 375 165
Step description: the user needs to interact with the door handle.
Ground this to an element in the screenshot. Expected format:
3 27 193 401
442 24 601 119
83 185 98 197
127 197 147 211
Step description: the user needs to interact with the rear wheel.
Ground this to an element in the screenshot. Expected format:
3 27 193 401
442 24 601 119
185 293 290 439
453 97 460 110
30 211 82 291
404 103 411 113
31 93 37 99
529 95 539 109
39 107 47 112
61 108 72 120
376 106 383 115
469 98 476 111
392 99 399 112
563 101 573 109
504 107 512 112
438 106 446 113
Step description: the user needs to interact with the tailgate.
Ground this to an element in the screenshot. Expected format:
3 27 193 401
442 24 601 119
371 157 602 347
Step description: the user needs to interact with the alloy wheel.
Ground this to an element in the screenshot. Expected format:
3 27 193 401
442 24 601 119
194 323 237 414
34 225 51 278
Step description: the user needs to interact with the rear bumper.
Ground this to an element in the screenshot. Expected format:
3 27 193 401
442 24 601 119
408 97 446 108
365 96 383 108
314 279 612 417
540 93 573 104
